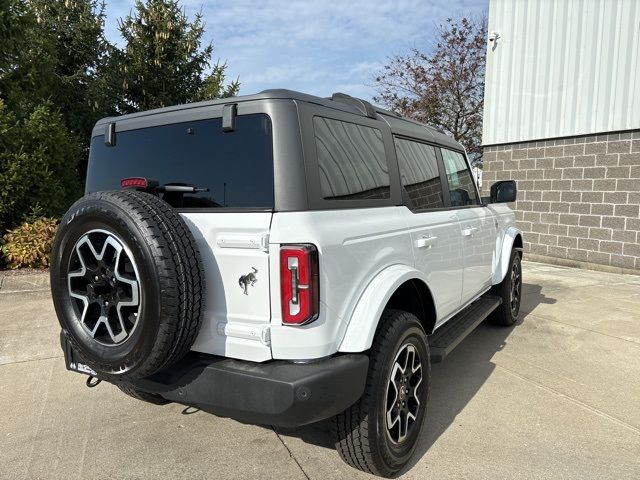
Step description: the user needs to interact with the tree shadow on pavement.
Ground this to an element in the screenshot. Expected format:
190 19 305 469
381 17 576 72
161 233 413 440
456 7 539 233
274 282 557 472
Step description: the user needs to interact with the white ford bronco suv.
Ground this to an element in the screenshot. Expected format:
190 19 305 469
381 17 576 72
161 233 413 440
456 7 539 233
51 89 523 477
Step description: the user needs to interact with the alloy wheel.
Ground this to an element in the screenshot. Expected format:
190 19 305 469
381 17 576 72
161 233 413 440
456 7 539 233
67 229 141 346
385 343 423 444
510 259 521 315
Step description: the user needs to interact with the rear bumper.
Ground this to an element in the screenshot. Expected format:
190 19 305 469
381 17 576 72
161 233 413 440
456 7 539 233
61 334 369 428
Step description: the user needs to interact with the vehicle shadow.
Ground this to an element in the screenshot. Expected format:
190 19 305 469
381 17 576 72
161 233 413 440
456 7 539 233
273 282 556 472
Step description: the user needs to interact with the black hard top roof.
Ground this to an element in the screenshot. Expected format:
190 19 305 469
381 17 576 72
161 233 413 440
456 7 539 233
94 88 463 152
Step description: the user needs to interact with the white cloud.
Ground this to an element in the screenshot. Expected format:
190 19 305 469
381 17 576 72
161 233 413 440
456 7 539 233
105 0 487 102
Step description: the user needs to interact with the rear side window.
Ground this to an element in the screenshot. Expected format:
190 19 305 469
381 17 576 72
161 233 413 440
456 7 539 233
394 137 444 210
86 114 274 209
313 117 390 200
441 148 480 207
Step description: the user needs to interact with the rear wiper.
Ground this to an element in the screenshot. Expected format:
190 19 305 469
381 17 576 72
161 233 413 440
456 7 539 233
158 183 209 194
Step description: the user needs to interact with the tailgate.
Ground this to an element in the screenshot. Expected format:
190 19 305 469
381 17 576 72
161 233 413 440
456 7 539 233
182 212 273 362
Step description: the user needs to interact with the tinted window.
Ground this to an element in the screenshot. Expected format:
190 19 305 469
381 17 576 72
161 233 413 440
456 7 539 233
394 137 444 210
313 117 390 200
87 114 274 209
441 148 479 207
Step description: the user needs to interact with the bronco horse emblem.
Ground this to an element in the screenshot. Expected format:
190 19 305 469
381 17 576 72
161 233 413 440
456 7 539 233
239 267 258 295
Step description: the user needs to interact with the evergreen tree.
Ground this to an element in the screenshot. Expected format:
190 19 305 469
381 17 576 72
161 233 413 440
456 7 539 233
1 0 112 140
0 100 83 232
112 0 239 113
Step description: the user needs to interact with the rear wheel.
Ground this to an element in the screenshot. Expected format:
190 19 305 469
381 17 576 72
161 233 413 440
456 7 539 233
489 249 522 326
333 310 430 477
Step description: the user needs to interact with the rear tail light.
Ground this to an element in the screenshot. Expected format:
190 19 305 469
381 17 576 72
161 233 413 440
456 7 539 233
280 244 319 325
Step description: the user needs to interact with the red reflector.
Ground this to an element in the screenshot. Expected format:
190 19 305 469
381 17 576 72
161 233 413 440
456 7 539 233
280 244 319 325
120 177 148 189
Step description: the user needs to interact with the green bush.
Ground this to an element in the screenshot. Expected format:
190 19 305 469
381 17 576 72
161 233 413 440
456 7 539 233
0 99 83 234
1 217 59 269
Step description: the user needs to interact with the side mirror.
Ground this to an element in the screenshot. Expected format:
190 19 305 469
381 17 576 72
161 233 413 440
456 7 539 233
490 180 517 203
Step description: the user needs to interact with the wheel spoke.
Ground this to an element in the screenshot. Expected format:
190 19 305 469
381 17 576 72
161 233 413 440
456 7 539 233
69 291 89 326
386 382 400 430
405 347 415 375
399 411 409 442
104 316 127 344
89 314 105 337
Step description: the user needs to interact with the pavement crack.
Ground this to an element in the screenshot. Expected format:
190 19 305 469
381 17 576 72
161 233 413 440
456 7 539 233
0 355 63 367
496 363 640 436
0 288 50 294
526 312 640 346
271 426 311 480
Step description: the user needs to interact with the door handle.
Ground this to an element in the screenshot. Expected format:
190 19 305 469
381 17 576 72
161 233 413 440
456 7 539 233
462 226 478 237
415 235 438 249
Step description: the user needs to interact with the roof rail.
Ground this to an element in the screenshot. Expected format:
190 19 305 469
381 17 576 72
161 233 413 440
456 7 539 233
374 106 402 118
329 93 377 119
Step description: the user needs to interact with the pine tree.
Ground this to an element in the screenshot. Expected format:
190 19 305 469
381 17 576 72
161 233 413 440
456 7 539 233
112 0 239 113
1 0 111 140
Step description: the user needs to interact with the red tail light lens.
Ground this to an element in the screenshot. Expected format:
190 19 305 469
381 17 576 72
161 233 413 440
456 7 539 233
280 244 319 325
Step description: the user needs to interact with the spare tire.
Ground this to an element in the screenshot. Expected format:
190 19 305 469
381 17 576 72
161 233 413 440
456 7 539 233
51 190 205 380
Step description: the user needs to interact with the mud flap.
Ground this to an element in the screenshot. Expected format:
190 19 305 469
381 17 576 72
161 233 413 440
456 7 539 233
60 330 97 377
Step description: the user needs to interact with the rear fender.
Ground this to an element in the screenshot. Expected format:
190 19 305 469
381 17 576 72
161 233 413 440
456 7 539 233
339 265 433 353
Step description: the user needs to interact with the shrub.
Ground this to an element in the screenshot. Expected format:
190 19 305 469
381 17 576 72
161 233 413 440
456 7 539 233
1 217 59 269
0 100 83 234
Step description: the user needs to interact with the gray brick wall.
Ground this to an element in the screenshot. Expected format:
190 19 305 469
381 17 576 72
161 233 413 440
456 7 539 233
483 130 640 271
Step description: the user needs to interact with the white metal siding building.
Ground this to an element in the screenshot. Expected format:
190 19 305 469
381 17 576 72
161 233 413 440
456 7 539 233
484 0 640 145
483 0 640 272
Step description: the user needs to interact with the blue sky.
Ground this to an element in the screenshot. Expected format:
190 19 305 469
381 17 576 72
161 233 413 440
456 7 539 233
104 0 487 102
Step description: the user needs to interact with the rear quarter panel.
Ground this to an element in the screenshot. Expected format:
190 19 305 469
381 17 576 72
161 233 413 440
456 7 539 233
268 207 413 359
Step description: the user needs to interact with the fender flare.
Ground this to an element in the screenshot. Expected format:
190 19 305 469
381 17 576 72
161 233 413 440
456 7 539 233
492 227 523 285
339 264 434 353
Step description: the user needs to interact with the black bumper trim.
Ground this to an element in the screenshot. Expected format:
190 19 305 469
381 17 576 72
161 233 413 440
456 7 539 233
62 333 369 428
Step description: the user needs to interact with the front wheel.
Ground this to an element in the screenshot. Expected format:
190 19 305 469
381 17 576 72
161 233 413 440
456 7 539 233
333 310 430 477
489 249 522 326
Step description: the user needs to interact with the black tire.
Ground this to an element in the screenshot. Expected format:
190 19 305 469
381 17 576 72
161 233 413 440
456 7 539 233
117 383 169 405
489 249 522 326
51 190 205 380
333 310 430 477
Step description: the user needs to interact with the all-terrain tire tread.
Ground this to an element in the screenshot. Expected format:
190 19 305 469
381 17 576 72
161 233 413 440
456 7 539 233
333 309 431 477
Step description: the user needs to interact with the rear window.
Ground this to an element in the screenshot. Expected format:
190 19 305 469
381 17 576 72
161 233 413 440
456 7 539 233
87 114 274 209
313 117 390 200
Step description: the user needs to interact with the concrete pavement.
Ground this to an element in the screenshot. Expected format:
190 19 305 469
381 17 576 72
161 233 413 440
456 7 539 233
1 262 639 479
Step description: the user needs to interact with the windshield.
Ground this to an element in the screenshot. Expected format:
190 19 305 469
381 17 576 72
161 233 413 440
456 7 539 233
86 114 274 209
